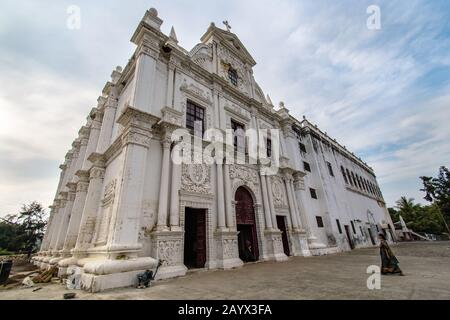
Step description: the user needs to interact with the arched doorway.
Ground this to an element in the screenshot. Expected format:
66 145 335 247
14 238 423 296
235 187 259 262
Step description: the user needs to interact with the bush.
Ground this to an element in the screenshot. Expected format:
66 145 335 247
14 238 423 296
0 248 13 256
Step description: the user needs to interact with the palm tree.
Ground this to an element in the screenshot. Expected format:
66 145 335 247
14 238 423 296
395 197 420 223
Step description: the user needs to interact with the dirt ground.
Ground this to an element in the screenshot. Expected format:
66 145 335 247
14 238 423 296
1 241 450 300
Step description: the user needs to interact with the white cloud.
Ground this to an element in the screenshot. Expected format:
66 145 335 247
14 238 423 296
0 0 449 215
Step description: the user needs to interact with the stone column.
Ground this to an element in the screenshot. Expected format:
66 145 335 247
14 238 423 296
166 62 175 109
284 177 300 230
169 161 181 231
266 176 279 231
259 173 273 230
96 100 117 154
292 174 324 252
223 164 234 230
157 137 171 231
48 198 66 253
61 172 90 256
40 205 56 253
73 157 106 255
82 111 102 171
71 127 90 180
131 34 160 115
216 162 226 230
57 187 76 249
102 107 158 255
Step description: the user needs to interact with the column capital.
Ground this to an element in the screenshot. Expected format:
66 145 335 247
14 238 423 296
79 126 91 140
75 169 91 182
66 182 77 194
76 180 90 194
117 105 159 130
89 166 105 181
87 152 106 168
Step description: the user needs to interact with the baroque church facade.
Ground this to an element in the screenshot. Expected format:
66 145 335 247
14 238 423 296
33 8 395 292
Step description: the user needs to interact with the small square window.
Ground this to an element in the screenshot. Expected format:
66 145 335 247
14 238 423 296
310 188 318 199
304 161 311 172
316 216 324 228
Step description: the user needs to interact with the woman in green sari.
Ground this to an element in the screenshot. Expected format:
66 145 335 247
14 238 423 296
379 233 404 276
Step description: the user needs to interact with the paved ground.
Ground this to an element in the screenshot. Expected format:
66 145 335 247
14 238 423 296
1 241 450 300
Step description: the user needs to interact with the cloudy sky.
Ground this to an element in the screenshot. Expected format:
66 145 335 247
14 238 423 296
0 0 449 216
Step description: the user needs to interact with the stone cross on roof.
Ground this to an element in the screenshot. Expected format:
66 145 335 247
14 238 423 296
223 20 232 32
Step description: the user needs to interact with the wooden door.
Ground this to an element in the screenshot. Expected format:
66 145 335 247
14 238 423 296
235 187 259 261
184 208 206 269
195 210 206 268
277 216 290 256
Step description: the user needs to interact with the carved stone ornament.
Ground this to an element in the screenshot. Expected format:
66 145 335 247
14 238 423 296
223 238 238 260
229 165 258 186
271 176 286 207
102 179 117 207
157 239 182 267
90 167 105 180
181 164 212 194
217 44 249 95
180 80 213 105
161 107 183 127
76 181 89 194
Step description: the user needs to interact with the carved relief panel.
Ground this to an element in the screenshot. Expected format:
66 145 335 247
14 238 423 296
181 164 213 195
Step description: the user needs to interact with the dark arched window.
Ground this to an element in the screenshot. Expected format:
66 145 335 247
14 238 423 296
228 67 238 86
341 166 348 184
346 169 353 186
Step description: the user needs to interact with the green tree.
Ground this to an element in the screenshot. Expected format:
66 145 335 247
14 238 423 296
0 215 23 253
389 197 445 235
0 202 48 255
420 166 450 233
395 197 420 222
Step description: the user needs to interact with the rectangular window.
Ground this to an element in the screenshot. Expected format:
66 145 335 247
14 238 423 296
310 188 318 199
327 162 334 177
341 167 349 184
316 216 324 228
266 138 272 158
351 221 356 234
231 119 245 153
299 142 307 153
346 169 353 186
304 161 311 172
336 219 343 234
186 101 205 137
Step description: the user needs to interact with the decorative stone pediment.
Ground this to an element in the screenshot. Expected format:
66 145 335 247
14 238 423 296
224 101 251 122
180 80 213 106
161 107 184 127
190 43 213 72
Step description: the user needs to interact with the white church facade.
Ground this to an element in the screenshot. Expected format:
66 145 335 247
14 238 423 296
33 8 395 292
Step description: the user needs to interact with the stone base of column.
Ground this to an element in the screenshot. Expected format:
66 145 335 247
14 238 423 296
289 229 312 257
309 245 342 256
214 230 244 270
79 257 158 293
57 254 81 277
264 230 289 262
307 235 328 252
151 230 187 280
